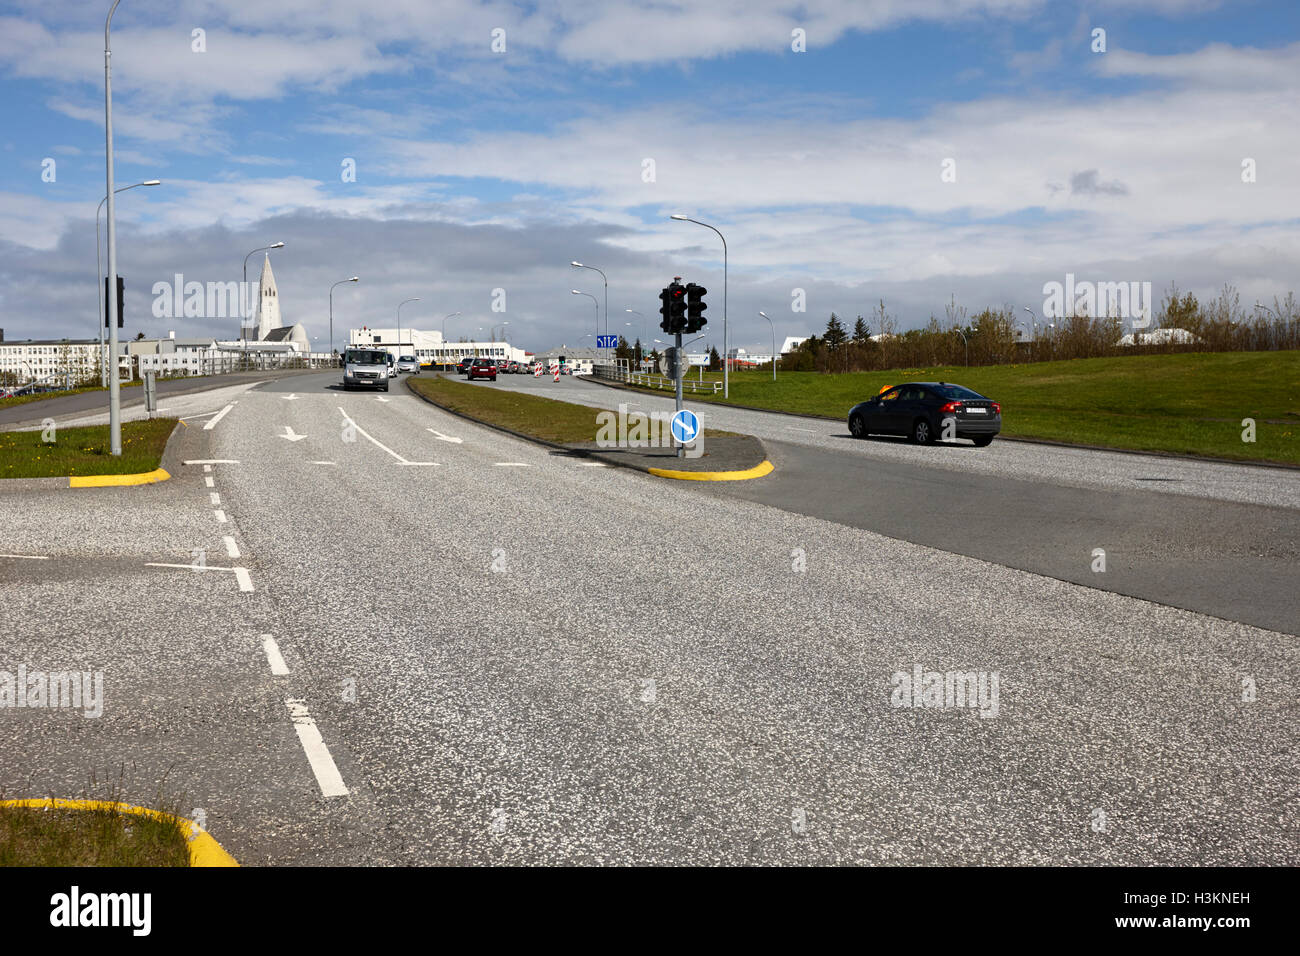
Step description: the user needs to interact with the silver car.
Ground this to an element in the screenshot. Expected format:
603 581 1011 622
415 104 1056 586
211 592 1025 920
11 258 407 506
396 355 419 374
342 348 389 392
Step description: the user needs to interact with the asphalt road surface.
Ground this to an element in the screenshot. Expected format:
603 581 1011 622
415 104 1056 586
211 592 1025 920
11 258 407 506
1 369 1296 865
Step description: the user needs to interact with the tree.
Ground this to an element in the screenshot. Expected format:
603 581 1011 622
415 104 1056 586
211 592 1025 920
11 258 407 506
708 345 722 371
852 316 869 344
824 313 847 350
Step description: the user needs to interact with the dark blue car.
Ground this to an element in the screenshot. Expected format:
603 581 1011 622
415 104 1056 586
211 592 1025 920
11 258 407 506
848 382 1001 446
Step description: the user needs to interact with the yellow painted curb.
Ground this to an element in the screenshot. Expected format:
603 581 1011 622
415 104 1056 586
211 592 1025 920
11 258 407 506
648 459 774 481
69 467 170 488
0 798 238 867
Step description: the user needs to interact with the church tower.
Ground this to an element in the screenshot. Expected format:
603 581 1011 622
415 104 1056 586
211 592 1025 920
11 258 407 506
252 253 282 341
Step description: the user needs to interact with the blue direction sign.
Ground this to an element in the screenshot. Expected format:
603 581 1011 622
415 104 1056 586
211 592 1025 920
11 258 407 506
670 408 700 444
596 334 619 348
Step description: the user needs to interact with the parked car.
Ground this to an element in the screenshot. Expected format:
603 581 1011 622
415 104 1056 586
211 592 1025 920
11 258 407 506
456 357 474 376
847 382 1000 446
468 357 498 381
342 348 390 392
396 355 419 374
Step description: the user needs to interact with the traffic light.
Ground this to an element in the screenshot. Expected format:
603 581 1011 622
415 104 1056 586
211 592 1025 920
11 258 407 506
659 281 687 333
104 275 124 328
684 283 707 333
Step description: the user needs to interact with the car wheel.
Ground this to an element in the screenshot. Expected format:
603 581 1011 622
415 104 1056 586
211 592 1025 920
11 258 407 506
972 434 994 447
911 418 934 444
383 384 389 392
849 414 867 438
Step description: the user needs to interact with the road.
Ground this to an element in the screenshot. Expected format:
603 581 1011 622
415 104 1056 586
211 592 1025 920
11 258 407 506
1 369 1296 865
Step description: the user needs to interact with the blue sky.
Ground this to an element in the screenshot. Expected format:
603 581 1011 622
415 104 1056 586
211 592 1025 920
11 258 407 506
0 0 1297 351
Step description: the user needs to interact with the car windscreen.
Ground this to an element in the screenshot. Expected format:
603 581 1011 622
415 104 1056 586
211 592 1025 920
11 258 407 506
931 384 984 400
345 351 386 365
400 356 415 362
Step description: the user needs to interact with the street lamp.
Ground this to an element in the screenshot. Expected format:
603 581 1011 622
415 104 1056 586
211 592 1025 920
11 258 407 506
757 311 777 382
243 241 285 343
570 261 608 336
670 214 729 397
1023 306 1037 360
397 297 420 353
103 0 125 454
329 276 359 360
440 311 462 368
954 327 969 366
96 179 160 386
625 308 645 347
571 290 599 339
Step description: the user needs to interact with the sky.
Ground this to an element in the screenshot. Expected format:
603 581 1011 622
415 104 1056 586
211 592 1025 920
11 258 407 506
0 0 1297 353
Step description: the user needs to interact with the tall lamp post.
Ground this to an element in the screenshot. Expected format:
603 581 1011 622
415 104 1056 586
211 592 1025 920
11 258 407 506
397 297 420 354
670 214 728 397
625 309 645 347
103 0 125 454
243 241 285 343
571 290 599 340
570 261 608 337
757 311 777 382
954 327 969 366
1023 307 1037 361
329 276 359 361
97 179 160 386
442 311 461 369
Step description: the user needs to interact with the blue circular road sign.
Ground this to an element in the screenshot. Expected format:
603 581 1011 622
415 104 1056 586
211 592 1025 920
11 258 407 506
670 409 700 444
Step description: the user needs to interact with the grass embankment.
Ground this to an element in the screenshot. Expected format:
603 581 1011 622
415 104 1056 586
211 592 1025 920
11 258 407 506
0 801 191 866
0 418 177 479
408 374 732 442
0 380 141 411
626 352 1300 464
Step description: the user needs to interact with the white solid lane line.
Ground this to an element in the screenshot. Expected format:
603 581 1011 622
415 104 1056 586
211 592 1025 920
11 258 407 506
203 403 236 431
262 635 290 675
286 698 349 797
337 406 437 466
223 535 240 558
494 462 530 467
309 461 337 466
0 553 50 560
184 459 240 465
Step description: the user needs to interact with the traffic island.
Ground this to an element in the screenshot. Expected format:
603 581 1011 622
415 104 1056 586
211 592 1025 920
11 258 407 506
406 374 773 481
0 798 237 867
0 418 179 488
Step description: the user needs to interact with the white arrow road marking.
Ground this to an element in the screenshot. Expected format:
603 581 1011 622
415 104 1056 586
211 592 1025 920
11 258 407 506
286 699 349 797
280 425 308 442
426 428 463 444
494 462 530 467
262 635 290 675
376 396 390 403
184 459 240 465
203 403 236 431
283 393 299 400
337 406 437 466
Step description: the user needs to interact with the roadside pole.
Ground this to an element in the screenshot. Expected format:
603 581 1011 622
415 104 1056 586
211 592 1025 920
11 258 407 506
675 331 684 458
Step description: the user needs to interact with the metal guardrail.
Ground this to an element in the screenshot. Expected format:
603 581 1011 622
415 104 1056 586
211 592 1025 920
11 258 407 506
592 364 722 394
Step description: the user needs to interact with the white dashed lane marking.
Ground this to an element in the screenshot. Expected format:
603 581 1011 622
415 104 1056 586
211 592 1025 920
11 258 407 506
214 510 227 523
286 699 349 798
262 635 290 675
223 536 240 559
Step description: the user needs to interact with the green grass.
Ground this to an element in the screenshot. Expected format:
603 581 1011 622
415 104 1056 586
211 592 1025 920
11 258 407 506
408 374 733 442
0 417 178 479
0 802 191 866
0 380 141 411
625 352 1300 464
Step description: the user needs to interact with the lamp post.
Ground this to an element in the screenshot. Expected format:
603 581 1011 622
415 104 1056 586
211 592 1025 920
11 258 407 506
954 327 969 366
397 297 420 354
1023 306 1037 361
242 241 285 343
625 308 645 347
103 0 124 454
670 214 728 397
570 261 608 337
440 311 461 368
329 276 359 361
571 290 599 339
96 179 160 386
757 311 777 381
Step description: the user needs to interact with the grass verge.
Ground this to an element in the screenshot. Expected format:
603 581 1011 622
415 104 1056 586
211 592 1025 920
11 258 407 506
0 801 191 866
621 352 1300 464
408 374 733 442
0 417 178 479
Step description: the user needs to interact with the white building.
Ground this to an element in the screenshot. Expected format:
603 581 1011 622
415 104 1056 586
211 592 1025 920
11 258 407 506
0 338 100 386
349 327 530 366
780 336 809 353
1116 327 1201 347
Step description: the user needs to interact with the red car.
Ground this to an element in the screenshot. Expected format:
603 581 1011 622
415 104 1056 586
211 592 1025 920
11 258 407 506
468 358 498 381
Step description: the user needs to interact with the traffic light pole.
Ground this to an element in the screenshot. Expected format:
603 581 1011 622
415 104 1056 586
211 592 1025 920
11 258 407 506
675 331 684 458
104 1 122 456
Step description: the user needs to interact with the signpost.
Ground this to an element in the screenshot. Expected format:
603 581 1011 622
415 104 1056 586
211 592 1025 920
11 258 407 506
595 334 618 349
